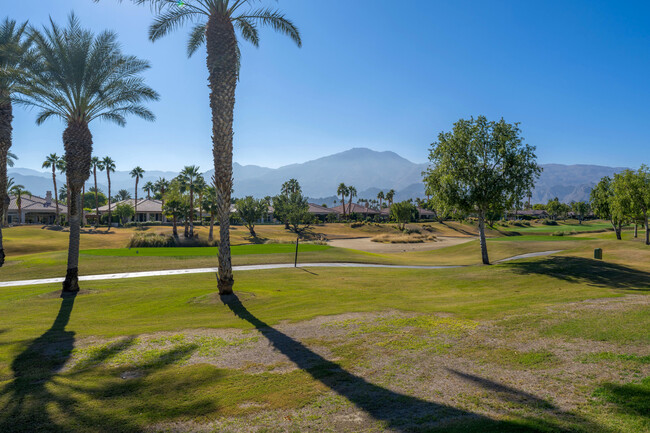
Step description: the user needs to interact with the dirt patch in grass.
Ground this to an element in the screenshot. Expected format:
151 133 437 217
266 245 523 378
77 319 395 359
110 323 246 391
329 236 474 253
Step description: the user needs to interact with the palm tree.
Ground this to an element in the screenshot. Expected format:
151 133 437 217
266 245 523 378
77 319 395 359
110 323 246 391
102 156 116 231
143 181 154 200
42 153 63 225
281 178 301 195
130 166 145 222
9 184 28 224
179 165 201 237
202 183 218 242
7 151 17 167
0 18 30 266
2 177 14 226
119 0 301 295
377 191 385 209
194 175 207 226
16 14 159 292
90 156 104 228
154 177 169 221
386 189 395 208
347 186 357 215
116 189 131 202
337 183 348 218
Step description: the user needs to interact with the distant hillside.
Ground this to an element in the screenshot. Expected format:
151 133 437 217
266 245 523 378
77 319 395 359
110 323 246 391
8 148 628 204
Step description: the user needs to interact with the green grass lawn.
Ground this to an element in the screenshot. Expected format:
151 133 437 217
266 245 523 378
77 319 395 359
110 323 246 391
1 243 649 432
81 243 331 257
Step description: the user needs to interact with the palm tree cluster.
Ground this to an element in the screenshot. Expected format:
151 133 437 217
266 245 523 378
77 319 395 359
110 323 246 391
2 0 300 294
2 14 159 290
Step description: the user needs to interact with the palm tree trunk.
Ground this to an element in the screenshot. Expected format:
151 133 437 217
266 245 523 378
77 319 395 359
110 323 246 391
189 188 194 238
0 95 12 266
340 195 346 217
52 167 60 225
209 212 214 242
478 209 490 265
134 178 139 223
106 171 112 231
93 168 99 228
62 121 93 292
207 13 238 295
172 215 178 237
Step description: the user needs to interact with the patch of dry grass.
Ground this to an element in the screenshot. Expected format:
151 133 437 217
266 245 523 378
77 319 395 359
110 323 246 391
371 233 437 243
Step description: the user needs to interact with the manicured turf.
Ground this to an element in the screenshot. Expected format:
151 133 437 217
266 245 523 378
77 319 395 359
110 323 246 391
81 243 330 257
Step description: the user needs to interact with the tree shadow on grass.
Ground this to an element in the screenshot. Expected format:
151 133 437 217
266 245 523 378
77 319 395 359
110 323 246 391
506 256 650 291
593 378 650 419
0 293 210 433
220 293 607 432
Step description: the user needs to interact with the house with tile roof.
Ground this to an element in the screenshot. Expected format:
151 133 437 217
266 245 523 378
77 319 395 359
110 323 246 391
97 198 165 223
7 191 67 224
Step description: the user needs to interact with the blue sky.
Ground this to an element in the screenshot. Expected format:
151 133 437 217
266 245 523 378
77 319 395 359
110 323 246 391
6 0 650 172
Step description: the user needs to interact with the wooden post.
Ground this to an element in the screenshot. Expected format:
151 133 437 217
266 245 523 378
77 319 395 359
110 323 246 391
294 236 299 267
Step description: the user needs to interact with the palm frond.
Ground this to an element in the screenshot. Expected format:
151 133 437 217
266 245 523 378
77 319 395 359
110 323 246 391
234 17 259 47
237 7 301 47
187 23 207 57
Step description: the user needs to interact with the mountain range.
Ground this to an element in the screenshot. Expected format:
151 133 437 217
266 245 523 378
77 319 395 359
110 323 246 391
7 148 627 205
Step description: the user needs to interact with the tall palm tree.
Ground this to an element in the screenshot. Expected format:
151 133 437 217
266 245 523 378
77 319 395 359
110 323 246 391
15 14 158 292
194 174 206 226
281 178 301 195
202 182 218 242
337 183 348 218
115 0 301 294
143 181 154 200
386 189 395 208
2 176 14 226
154 176 169 222
9 184 28 224
0 18 30 266
377 191 385 209
90 156 104 228
130 166 145 222
102 156 116 231
42 153 63 225
179 165 201 237
347 186 357 215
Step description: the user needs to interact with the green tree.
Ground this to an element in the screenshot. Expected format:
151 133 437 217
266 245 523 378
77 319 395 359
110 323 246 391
390 201 417 231
115 189 131 202
386 189 395 208
16 15 158 292
202 183 218 242
9 184 29 223
82 190 107 210
90 156 105 228
0 18 30 266
377 191 385 209
111 0 302 295
615 166 650 245
424 116 541 264
42 153 63 225
130 166 145 220
236 196 267 237
143 181 154 200
347 185 357 215
546 198 562 220
114 202 135 226
337 183 348 217
179 165 201 237
273 191 313 238
281 178 302 196
571 201 590 224
590 176 626 240
102 156 116 230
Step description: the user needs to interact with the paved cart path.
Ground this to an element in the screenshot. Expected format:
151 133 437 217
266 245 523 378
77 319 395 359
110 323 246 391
0 250 563 288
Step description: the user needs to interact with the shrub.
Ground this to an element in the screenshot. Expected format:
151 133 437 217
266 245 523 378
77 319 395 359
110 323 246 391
542 219 558 226
350 221 365 228
125 221 163 227
127 233 175 248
